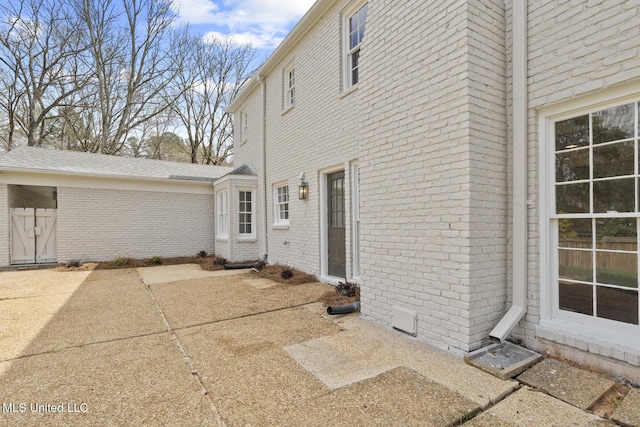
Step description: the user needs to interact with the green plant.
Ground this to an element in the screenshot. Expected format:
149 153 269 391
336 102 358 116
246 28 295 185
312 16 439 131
112 257 125 267
151 256 163 265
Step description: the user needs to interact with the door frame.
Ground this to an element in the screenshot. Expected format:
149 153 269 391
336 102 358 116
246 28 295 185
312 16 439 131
319 165 347 282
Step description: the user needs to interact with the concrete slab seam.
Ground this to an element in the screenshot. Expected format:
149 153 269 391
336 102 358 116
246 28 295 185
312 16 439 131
137 271 227 427
170 302 327 333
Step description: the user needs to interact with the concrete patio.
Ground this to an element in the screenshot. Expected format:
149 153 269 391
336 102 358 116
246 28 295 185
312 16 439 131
0 265 634 426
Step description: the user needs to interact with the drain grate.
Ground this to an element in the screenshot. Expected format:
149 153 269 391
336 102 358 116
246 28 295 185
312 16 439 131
464 341 542 379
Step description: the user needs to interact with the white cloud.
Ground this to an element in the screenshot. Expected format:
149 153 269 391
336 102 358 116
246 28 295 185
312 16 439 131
203 30 283 49
173 0 316 48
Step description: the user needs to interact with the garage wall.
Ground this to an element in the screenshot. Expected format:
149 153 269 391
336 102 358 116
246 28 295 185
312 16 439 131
0 184 9 266
56 187 215 263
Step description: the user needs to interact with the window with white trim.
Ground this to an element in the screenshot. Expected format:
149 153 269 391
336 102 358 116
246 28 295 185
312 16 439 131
343 3 368 89
240 112 248 143
284 65 295 109
238 190 255 237
551 100 639 327
216 191 228 238
274 184 289 225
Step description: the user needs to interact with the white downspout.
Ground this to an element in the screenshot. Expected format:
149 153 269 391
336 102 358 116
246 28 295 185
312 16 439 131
259 74 269 259
489 0 528 342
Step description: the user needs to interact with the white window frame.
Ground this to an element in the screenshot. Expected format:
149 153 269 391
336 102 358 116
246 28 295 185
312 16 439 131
216 191 228 239
238 189 256 239
240 111 248 144
342 2 368 91
273 183 289 226
284 64 296 110
539 84 640 342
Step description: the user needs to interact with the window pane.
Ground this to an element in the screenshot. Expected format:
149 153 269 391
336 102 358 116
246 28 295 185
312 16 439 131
559 249 593 282
246 192 252 202
596 218 637 249
596 287 638 324
559 218 592 249
593 141 634 178
351 50 359 85
593 103 634 144
559 281 593 315
593 178 635 213
556 182 590 213
556 148 589 182
596 251 637 288
555 115 589 151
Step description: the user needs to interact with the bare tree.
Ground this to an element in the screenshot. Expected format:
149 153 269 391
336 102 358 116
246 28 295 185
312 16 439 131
0 0 92 148
169 33 255 164
72 0 184 154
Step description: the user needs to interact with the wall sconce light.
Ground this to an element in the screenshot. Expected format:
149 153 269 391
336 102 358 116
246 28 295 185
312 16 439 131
298 181 309 200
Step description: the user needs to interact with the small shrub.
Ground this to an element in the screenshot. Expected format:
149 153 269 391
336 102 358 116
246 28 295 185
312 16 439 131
66 259 83 268
212 255 227 265
280 268 294 279
151 256 163 265
197 250 208 258
336 281 359 297
113 257 125 267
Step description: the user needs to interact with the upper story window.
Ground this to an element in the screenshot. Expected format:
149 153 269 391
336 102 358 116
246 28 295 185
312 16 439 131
216 191 228 239
284 65 296 110
344 3 368 89
240 112 248 143
274 184 289 226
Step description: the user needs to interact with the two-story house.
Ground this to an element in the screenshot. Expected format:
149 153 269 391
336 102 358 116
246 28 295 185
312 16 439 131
221 0 640 380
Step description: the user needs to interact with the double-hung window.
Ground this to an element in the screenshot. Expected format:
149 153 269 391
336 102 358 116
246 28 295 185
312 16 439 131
238 190 255 238
216 191 228 238
549 99 639 328
284 66 295 109
274 185 289 226
240 112 248 143
344 3 368 89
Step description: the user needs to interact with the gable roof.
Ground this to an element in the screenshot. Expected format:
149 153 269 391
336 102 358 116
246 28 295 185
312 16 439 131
0 146 232 182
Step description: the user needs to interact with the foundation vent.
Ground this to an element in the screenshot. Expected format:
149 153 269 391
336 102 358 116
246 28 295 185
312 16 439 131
392 306 417 336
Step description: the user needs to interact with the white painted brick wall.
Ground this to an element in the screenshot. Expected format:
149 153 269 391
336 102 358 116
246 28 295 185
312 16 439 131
235 0 361 274
232 0 640 363
234 0 509 353
0 184 9 266
506 0 640 368
56 187 215 263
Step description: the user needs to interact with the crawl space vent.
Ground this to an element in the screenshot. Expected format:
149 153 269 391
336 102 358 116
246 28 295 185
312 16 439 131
392 306 417 335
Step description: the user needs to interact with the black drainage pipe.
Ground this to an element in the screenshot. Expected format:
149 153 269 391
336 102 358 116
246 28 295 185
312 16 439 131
223 263 257 270
327 301 360 315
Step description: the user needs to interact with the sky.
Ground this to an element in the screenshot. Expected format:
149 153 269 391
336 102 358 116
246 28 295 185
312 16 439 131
172 0 317 66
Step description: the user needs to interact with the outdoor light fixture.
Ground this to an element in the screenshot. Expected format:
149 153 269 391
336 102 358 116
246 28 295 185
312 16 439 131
298 181 309 200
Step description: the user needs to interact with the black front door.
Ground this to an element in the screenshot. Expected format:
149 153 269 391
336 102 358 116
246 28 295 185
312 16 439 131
327 171 346 278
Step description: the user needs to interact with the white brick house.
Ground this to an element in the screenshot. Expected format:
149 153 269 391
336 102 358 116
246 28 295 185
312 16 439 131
0 147 231 265
225 0 640 379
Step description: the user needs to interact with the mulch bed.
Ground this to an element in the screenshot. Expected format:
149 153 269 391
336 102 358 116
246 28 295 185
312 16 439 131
57 257 359 307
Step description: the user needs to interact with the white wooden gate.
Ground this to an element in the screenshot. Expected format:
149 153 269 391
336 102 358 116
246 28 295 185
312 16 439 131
10 208 57 264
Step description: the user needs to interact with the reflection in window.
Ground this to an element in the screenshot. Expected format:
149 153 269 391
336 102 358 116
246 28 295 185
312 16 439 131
553 101 639 326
